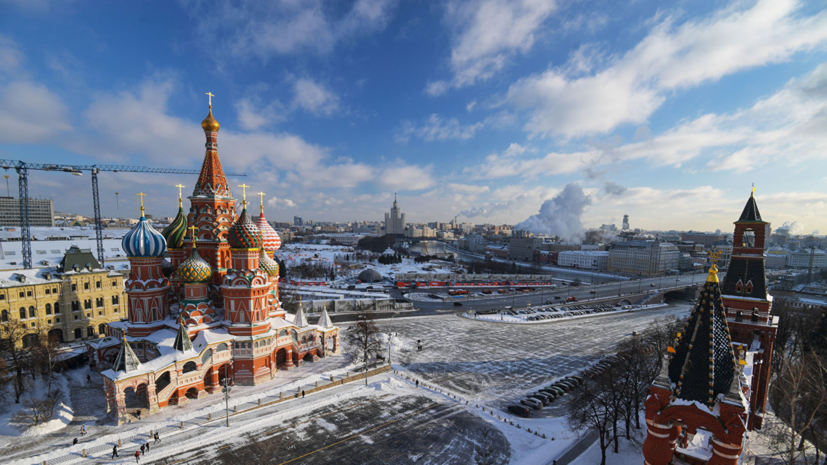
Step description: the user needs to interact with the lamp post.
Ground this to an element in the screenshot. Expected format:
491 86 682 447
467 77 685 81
388 312 399 366
222 360 233 427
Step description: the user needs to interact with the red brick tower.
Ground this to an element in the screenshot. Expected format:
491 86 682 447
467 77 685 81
122 194 171 337
186 103 237 289
643 261 748 465
721 189 776 430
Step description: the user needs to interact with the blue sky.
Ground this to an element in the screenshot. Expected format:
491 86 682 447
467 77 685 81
1 0 826 234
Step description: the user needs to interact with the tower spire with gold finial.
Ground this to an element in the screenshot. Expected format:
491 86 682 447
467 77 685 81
258 192 266 214
176 184 185 207
707 249 722 283
189 225 198 249
137 192 146 217
238 184 249 208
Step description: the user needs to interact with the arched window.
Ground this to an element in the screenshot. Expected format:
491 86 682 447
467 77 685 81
183 361 197 373
84 282 89 290
84 300 91 310
28 306 35 318
202 349 213 364
112 296 119 305
87 327 94 337
72 301 79 311
98 324 106 335
45 303 52 315
216 343 228 352
291 330 298 341
54 302 60 313
1 310 7 322
19 307 26 319
74 328 82 339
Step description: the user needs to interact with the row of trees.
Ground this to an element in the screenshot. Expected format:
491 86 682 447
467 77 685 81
0 320 67 426
565 317 684 465
766 299 827 464
465 258 543 275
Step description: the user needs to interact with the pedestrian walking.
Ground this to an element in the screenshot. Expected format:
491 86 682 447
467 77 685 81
154 432 160 444
86 374 91 383
301 390 305 398
72 438 78 446
136 409 141 420
135 450 140 463
145 441 150 453
112 445 119 459
140 443 145 455
80 425 86 436
415 379 419 388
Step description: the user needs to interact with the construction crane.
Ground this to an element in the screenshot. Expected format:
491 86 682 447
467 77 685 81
0 159 247 269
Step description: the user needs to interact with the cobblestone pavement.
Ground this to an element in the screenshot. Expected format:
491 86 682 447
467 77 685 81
389 303 692 410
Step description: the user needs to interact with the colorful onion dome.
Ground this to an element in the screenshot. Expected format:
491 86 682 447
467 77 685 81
162 206 188 249
256 208 281 252
259 248 279 277
176 247 212 284
201 105 220 132
122 215 167 258
228 207 263 249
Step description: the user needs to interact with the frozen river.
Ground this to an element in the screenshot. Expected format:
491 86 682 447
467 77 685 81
387 303 691 409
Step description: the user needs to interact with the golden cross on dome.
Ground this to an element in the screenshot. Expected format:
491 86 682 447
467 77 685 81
176 184 185 206
258 192 266 213
751 182 756 196
238 184 249 206
206 92 214 106
136 192 146 216
188 225 199 248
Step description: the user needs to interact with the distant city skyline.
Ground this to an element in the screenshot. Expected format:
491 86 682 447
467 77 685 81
1 1 826 233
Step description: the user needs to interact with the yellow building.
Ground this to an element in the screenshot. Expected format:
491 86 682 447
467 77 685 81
0 246 127 346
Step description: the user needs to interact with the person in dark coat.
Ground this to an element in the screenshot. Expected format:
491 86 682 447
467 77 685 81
140 443 145 455
72 438 78 446
112 445 119 458
154 432 160 444
145 441 150 453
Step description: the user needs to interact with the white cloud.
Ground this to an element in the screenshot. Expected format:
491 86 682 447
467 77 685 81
434 0 557 92
377 164 434 191
70 77 373 191
448 183 489 194
184 0 397 62
396 114 483 142
291 78 340 116
235 97 285 131
505 0 827 138
0 35 24 77
0 81 71 143
267 196 297 208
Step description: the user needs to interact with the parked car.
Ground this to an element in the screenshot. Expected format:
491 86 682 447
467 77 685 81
453 302 463 306
539 388 559 398
508 405 531 418
529 394 551 405
554 296 562 299
545 386 565 396
520 398 543 410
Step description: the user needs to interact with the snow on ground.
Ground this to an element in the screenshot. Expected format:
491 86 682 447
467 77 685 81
0 373 74 438
0 226 132 270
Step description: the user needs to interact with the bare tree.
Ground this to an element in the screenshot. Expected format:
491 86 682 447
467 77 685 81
0 320 35 403
13 390 63 427
616 337 660 435
567 358 624 465
343 309 384 385
768 351 827 464
31 327 63 392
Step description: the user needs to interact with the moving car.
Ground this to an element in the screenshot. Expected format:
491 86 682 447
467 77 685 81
453 302 463 306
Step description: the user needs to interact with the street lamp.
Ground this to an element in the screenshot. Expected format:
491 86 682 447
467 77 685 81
388 312 399 366
222 360 234 427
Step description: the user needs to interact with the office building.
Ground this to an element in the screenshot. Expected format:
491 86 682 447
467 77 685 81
0 197 55 227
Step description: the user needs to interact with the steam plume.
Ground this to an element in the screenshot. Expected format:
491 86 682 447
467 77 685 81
515 183 591 242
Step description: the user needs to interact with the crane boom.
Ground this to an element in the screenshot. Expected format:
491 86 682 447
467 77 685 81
1 159 247 269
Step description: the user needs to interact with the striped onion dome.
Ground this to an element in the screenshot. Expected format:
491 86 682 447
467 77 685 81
228 207 263 249
162 205 188 249
256 210 281 252
176 247 212 284
122 215 167 258
259 248 279 277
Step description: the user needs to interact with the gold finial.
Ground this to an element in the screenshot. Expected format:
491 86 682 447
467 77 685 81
136 192 146 217
751 182 755 197
176 184 185 207
206 92 214 106
238 184 250 207
188 225 198 249
707 248 722 283
258 192 266 214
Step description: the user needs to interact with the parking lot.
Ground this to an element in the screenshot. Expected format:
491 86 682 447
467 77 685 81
387 302 691 412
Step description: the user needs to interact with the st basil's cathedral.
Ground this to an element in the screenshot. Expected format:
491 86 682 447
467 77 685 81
87 101 339 423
